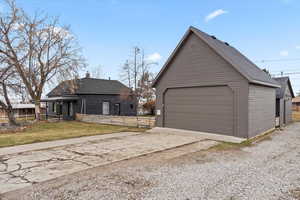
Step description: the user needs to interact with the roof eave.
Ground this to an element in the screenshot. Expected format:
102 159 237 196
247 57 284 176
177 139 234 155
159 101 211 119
250 80 281 88
288 79 295 98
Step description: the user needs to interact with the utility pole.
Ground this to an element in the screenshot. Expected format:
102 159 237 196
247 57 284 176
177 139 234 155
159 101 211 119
134 46 140 91
125 60 130 88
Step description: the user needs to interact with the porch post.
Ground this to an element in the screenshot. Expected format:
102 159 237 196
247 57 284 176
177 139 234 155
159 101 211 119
45 101 48 120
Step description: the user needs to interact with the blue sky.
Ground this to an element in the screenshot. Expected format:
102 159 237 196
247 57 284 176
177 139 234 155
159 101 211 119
5 0 300 93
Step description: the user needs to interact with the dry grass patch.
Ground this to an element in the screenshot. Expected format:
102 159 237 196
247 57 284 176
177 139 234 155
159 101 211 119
0 121 146 148
211 129 275 151
290 188 300 199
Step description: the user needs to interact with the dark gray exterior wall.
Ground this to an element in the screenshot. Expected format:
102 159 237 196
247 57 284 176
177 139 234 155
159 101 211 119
47 94 137 120
248 84 276 138
75 94 137 116
155 32 249 138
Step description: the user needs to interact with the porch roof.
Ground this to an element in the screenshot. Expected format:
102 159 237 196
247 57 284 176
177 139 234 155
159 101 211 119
40 96 79 102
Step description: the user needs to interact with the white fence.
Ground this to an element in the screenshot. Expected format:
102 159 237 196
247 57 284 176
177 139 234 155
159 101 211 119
76 114 156 128
0 114 36 122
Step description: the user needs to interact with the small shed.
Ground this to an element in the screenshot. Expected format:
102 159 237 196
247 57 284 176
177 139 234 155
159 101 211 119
293 97 300 111
273 77 295 126
152 26 280 139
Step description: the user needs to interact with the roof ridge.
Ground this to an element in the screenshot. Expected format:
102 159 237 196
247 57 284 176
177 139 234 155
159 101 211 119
190 27 280 87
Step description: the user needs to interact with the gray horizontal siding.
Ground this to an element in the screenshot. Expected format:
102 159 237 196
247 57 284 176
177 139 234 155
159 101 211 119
248 84 276 138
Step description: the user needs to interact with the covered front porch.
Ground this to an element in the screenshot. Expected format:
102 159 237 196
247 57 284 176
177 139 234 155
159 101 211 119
41 96 79 120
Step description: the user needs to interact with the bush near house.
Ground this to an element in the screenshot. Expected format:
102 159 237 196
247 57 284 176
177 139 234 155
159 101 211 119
142 100 155 115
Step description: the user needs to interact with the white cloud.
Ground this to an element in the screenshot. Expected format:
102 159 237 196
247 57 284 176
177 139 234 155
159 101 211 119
296 46 300 49
280 50 289 56
146 53 162 62
205 9 228 22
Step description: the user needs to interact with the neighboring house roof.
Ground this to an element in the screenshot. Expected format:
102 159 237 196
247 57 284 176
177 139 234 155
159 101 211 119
152 26 280 88
41 96 79 102
273 77 295 99
292 97 300 103
47 78 131 97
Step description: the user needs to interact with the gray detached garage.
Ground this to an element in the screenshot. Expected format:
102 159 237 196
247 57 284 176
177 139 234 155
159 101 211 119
274 77 295 127
152 26 281 139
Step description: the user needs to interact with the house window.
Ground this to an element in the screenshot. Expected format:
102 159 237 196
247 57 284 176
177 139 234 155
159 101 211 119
130 104 134 109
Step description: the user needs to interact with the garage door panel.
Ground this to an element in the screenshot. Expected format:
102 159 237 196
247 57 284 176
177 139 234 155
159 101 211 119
164 86 234 136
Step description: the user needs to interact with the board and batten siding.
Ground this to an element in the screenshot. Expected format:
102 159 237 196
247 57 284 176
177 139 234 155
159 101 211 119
248 84 276 138
155 32 249 138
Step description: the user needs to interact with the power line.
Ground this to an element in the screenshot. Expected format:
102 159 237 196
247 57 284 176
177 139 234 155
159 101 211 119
271 71 300 76
255 58 300 63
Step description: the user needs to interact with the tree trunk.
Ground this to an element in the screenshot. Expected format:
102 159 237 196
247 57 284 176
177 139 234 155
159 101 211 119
1 83 18 126
35 102 41 120
7 109 17 126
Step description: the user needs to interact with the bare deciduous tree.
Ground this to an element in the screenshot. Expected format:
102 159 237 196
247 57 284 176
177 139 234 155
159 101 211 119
119 47 157 104
0 58 21 126
137 71 155 103
0 0 86 120
120 60 132 88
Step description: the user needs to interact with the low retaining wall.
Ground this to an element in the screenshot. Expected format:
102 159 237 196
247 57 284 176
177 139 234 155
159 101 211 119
76 114 155 128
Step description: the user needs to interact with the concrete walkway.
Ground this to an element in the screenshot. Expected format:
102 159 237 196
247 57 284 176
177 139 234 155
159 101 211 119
148 127 247 143
0 132 141 156
0 131 218 194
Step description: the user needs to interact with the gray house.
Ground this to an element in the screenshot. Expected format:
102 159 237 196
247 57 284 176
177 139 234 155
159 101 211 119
43 74 137 120
152 26 280 139
274 77 294 127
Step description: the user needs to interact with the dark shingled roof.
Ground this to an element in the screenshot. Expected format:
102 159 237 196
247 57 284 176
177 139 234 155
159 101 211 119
47 78 131 97
273 77 295 99
152 26 280 88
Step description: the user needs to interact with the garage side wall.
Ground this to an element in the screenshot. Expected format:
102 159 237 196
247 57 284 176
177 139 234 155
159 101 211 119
155 32 249 138
279 98 284 127
248 85 276 138
284 86 293 124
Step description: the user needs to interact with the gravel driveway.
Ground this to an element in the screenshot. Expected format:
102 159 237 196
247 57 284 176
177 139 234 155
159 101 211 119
2 123 300 200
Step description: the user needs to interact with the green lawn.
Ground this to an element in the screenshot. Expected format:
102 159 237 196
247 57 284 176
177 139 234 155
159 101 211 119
0 121 146 148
